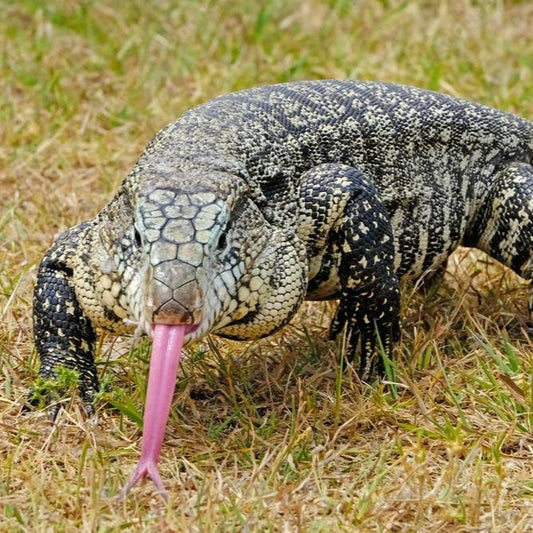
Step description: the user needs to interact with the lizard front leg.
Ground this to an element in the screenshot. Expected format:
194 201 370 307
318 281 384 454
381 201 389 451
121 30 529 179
31 250 99 418
299 164 400 379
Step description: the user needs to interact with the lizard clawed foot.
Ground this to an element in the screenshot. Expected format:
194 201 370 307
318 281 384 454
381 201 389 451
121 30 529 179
330 301 400 381
23 377 98 421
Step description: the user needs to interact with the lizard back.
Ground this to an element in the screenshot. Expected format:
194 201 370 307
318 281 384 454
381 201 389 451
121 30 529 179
128 80 533 277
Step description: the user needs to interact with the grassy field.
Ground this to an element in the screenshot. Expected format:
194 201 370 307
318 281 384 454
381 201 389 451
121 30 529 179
1 0 533 530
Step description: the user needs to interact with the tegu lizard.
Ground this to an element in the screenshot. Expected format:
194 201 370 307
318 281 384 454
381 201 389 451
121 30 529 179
30 80 533 497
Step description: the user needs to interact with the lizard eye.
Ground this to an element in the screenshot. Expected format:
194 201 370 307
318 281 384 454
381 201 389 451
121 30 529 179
134 227 142 247
217 231 228 251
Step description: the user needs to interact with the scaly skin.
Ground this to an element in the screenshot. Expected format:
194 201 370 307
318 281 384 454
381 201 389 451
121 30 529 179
30 81 533 490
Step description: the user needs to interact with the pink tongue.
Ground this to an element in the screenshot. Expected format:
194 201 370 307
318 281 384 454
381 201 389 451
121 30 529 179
118 324 186 500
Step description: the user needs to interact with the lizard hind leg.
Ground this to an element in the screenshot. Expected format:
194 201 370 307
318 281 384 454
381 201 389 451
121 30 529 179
467 162 533 330
298 164 401 380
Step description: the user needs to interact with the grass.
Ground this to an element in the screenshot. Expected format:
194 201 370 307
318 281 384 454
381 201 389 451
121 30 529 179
1 0 533 530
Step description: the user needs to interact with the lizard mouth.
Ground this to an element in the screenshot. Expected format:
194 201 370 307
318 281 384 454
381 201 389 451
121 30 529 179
184 323 200 335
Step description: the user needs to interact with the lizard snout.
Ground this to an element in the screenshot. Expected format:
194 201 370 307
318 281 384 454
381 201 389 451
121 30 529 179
147 262 204 325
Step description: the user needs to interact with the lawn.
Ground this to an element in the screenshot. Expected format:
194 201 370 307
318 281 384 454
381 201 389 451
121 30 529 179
1 0 533 530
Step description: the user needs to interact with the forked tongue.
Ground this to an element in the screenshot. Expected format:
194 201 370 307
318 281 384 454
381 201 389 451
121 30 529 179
118 324 186 500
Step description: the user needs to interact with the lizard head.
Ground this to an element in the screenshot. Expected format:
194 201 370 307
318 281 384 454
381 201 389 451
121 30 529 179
120 163 309 345
134 169 252 340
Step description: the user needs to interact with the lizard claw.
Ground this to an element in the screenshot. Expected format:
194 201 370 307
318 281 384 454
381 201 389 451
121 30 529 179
22 388 61 421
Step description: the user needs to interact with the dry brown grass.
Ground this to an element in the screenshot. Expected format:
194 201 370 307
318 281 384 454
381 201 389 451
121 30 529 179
1 0 533 530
